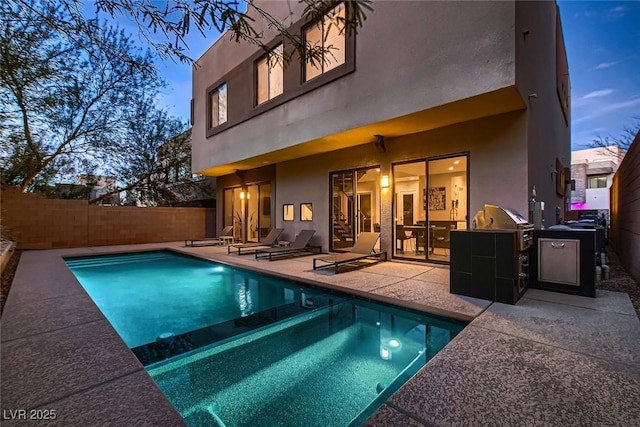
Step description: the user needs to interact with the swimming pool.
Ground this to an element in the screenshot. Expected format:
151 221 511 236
66 250 467 426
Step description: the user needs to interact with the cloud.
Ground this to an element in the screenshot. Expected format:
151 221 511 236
608 5 626 18
595 62 617 69
574 97 640 124
580 89 614 100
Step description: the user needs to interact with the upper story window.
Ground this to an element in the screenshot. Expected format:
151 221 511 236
208 83 227 129
304 3 346 82
256 44 284 105
587 175 607 189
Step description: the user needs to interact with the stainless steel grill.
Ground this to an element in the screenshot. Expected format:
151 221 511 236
473 204 534 252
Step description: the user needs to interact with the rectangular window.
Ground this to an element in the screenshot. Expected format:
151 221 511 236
283 204 294 221
256 44 284 105
300 203 313 221
208 83 227 129
587 176 607 189
304 3 346 82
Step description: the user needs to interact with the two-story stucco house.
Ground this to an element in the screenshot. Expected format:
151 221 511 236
191 0 571 264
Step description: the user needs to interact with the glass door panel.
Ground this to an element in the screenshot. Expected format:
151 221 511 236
330 167 381 252
224 183 272 243
393 161 426 260
223 188 243 242
427 155 468 263
357 193 372 232
246 185 259 242
223 188 234 237
331 171 355 250
258 183 271 240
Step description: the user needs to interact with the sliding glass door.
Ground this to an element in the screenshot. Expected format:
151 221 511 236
426 156 467 262
393 154 468 263
223 182 272 243
330 167 381 252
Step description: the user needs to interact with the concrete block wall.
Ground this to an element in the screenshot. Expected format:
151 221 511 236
610 132 640 284
1 187 215 249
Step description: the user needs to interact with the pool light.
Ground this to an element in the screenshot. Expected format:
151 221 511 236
380 346 391 360
388 338 401 349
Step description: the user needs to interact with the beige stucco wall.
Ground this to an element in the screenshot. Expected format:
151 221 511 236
515 1 571 225
192 1 517 172
0 188 215 249
275 111 528 253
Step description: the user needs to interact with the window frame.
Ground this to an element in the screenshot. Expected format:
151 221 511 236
204 3 355 139
283 204 295 221
303 2 347 82
587 175 607 189
207 82 227 130
256 43 284 106
300 203 313 221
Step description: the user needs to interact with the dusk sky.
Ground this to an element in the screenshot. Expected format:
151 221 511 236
126 1 640 152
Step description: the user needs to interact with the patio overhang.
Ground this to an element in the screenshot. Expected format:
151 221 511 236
197 86 526 177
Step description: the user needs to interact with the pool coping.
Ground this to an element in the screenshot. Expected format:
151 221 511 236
2 242 639 426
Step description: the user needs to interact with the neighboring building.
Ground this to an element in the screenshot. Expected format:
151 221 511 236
570 146 623 220
76 174 119 205
191 1 571 264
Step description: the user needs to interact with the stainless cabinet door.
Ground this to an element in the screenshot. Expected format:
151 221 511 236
538 238 580 286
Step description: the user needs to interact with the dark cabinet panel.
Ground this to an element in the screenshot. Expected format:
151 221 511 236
496 233 516 278
450 230 526 304
450 231 472 273
471 232 495 257
471 256 496 300
495 278 517 303
450 271 472 296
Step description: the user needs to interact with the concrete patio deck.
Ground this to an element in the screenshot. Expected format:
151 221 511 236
1 242 639 426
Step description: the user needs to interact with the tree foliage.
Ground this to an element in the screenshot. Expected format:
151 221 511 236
9 0 372 65
0 1 207 205
589 118 639 161
1 0 370 204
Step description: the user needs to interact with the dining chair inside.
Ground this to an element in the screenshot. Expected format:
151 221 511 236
396 224 416 253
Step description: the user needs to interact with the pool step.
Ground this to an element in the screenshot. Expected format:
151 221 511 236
136 296 348 366
153 311 359 418
65 251 171 269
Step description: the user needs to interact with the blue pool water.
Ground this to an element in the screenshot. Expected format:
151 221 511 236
65 250 467 426
66 251 312 350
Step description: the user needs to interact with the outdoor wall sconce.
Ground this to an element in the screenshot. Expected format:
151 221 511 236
381 175 390 188
374 134 387 153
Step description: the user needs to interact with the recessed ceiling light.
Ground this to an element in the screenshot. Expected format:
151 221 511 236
448 166 454 171
454 160 460 165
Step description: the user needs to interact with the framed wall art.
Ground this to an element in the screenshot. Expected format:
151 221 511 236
428 187 446 211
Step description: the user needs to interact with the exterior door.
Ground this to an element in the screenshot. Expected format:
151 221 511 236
330 167 381 251
224 183 272 243
427 155 468 263
357 193 372 232
393 155 468 263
